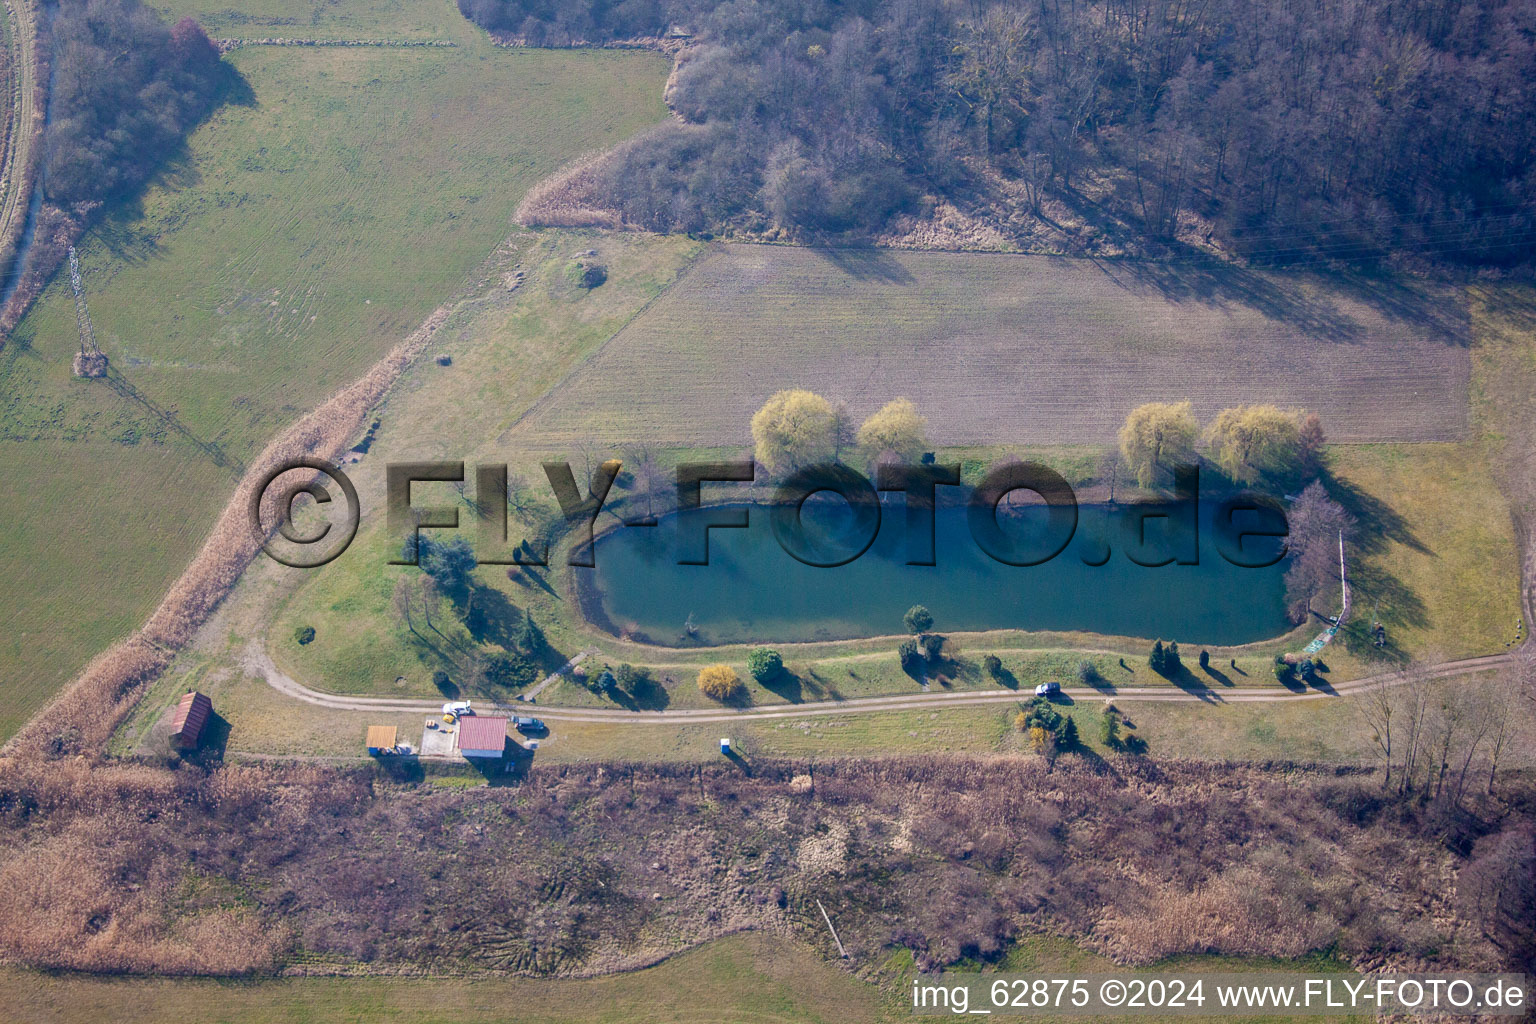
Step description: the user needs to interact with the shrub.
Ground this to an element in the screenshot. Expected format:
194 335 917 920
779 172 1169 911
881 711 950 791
614 663 647 690
1199 649 1210 670
898 639 922 671
1274 660 1295 683
920 633 945 663
1017 697 1076 751
903 605 934 634
1100 705 1122 747
293 625 315 645
485 652 537 690
983 654 1002 678
515 609 544 654
1149 640 1166 674
1165 641 1181 672
746 647 784 683
1076 660 1099 685
697 664 743 702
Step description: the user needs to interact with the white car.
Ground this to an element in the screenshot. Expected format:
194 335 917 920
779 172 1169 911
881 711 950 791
1034 682 1060 698
442 701 474 718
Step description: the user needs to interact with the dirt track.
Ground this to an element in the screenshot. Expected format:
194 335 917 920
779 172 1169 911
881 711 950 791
0 0 37 286
246 642 1519 726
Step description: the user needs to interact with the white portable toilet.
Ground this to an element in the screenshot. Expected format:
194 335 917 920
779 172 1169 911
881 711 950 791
720 737 731 755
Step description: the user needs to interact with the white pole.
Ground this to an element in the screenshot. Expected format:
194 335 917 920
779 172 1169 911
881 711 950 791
1338 530 1349 618
817 899 848 958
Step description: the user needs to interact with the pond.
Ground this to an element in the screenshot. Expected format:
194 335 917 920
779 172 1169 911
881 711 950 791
580 496 1290 646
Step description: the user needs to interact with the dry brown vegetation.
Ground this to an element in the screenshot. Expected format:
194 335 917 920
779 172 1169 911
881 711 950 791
515 147 629 230
0 753 1530 978
4 307 450 758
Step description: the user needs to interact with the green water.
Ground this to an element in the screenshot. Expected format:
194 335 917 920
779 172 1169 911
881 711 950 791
582 497 1289 646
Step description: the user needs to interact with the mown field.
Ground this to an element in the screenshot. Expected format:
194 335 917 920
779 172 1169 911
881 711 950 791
0 44 671 740
4 932 880 1024
511 244 1472 451
0 901 1372 1024
152 0 480 41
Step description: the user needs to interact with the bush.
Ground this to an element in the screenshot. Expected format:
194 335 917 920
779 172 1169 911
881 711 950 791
485 652 538 690
1100 705 1122 748
983 654 1002 678
920 633 945 663
899 639 922 671
293 625 315 646
1016 697 1076 752
697 664 743 702
568 261 606 288
1076 660 1099 685
1199 649 1210 670
903 605 933 634
614 663 647 690
746 647 783 683
515 609 544 655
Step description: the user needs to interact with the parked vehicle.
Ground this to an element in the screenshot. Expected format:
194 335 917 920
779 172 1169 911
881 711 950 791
442 701 474 718
1034 682 1061 697
512 716 546 734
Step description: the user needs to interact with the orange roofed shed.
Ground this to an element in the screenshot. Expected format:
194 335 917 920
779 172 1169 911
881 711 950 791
170 691 213 750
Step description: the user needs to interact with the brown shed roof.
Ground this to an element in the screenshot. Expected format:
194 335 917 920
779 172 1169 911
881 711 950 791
171 691 212 748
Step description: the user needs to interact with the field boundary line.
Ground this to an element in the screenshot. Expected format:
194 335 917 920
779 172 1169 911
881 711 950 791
502 240 716 441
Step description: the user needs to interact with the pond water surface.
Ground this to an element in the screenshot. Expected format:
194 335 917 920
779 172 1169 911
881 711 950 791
583 497 1289 646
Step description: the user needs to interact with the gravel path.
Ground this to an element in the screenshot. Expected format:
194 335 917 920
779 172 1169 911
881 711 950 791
243 642 1519 726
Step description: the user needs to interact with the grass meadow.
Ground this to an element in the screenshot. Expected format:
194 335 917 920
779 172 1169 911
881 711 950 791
0 926 1374 1024
151 0 482 41
0 44 671 739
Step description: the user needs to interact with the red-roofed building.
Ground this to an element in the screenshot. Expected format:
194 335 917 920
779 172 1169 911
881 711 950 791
171 691 213 750
455 715 508 758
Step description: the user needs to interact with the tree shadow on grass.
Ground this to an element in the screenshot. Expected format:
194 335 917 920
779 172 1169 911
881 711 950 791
1201 663 1234 687
1076 665 1117 694
812 245 916 285
1321 470 1431 557
627 675 672 710
507 563 558 598
180 712 231 764
760 670 804 703
1092 246 1367 343
797 667 842 701
1159 665 1224 703
463 584 522 648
